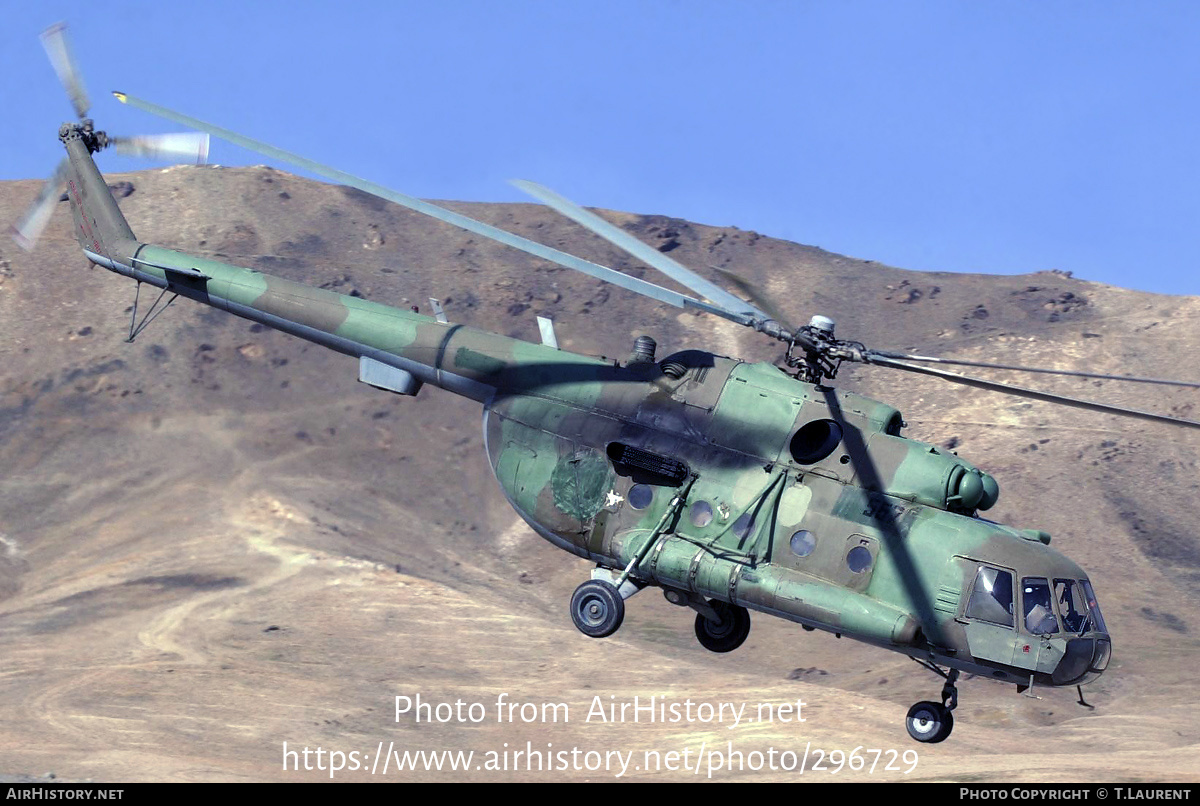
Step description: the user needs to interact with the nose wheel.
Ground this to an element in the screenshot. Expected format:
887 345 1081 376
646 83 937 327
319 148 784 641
905 663 959 743
905 700 954 743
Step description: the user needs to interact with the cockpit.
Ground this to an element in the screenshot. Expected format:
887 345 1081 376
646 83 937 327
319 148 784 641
965 565 1111 685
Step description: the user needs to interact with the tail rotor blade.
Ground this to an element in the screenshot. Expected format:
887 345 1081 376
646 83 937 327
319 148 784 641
110 133 211 164
9 160 71 252
40 22 90 120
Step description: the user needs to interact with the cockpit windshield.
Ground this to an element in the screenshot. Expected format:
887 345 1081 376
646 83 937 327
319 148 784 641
971 569 1107 638
1080 579 1108 634
1022 578 1059 635
1054 579 1090 634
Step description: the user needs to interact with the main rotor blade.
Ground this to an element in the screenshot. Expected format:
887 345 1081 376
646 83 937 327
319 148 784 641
110 133 210 164
511 179 767 320
869 355 1200 430
867 350 1200 389
10 159 70 252
40 23 90 120
112 92 751 325
710 264 797 333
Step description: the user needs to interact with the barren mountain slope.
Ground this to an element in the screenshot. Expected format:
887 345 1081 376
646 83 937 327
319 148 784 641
0 166 1198 782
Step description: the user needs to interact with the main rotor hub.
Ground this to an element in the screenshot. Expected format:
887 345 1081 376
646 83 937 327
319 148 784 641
778 314 870 385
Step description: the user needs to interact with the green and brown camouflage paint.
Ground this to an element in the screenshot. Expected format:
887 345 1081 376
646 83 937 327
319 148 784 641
56 123 1109 690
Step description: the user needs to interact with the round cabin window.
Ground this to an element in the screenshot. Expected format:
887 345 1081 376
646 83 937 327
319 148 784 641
847 545 873 574
790 419 844 464
790 530 816 558
690 501 714 527
628 484 654 510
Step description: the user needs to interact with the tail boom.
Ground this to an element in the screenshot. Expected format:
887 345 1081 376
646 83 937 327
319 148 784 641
58 120 607 406
86 242 602 405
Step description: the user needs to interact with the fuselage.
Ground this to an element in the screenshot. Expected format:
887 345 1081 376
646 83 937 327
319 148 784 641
482 351 1112 689
61 122 1110 691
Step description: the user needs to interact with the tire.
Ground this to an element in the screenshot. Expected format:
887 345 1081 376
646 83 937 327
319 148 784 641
570 580 625 638
905 701 954 743
694 600 751 653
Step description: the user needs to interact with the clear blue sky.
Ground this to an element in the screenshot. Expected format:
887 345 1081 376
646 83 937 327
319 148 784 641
3 1 1198 296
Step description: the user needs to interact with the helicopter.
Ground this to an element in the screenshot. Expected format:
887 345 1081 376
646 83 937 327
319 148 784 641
14 25 1200 745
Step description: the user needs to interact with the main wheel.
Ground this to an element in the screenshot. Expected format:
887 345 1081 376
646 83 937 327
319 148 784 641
694 600 751 653
905 701 954 743
570 580 625 638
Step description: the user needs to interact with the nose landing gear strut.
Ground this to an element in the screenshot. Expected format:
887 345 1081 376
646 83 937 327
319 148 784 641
905 662 959 743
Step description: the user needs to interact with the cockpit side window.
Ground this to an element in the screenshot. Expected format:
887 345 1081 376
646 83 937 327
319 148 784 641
965 566 1015 627
1054 579 1089 633
1022 578 1060 635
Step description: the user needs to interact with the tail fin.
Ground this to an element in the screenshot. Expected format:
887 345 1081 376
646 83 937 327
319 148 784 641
60 123 137 262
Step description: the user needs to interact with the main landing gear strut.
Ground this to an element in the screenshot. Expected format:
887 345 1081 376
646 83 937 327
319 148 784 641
905 660 959 743
691 598 751 653
569 572 752 654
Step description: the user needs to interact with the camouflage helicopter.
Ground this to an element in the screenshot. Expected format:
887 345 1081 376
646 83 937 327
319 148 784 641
16 26 1200 744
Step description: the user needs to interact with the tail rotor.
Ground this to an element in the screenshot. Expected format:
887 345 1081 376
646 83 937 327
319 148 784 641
12 22 210 252
108 133 210 163
9 159 71 251
40 21 91 122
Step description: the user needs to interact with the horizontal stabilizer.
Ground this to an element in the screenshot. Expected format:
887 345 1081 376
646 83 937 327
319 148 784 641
359 356 423 397
131 255 211 280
